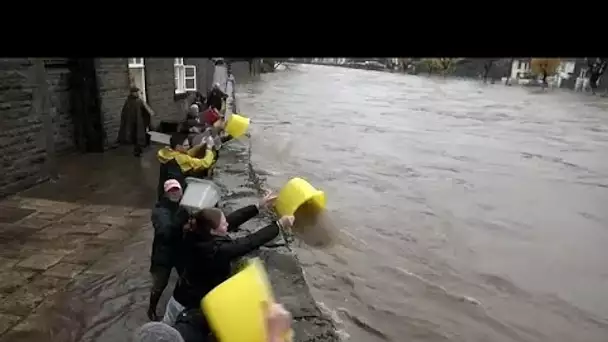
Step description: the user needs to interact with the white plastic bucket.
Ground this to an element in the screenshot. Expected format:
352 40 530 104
148 131 171 145
180 177 221 213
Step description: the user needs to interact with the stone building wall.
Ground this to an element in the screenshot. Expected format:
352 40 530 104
95 58 130 148
46 66 74 154
0 56 261 198
184 58 214 95
144 58 178 123
0 58 46 197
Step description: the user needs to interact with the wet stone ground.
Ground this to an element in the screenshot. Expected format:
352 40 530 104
0 197 152 341
0 143 337 342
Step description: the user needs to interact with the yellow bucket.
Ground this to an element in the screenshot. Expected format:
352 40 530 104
274 177 326 217
202 258 293 342
225 114 250 138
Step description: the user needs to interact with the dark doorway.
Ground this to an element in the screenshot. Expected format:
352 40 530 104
68 59 104 153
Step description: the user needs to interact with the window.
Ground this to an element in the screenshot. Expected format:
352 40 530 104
185 66 196 91
128 58 146 101
174 58 196 93
129 58 144 68
565 62 575 74
175 60 185 93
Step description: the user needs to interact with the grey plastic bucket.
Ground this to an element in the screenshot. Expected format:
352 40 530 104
180 177 221 213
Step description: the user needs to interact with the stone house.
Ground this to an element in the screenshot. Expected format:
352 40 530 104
0 57 259 198
506 58 607 91
569 58 608 92
509 58 532 80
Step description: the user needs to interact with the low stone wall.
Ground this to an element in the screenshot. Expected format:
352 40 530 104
211 140 339 342
210 64 339 341
204 63 339 341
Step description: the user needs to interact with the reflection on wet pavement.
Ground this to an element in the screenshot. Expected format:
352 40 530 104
241 64 608 342
0 192 153 342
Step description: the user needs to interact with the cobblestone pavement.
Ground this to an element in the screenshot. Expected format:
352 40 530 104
0 147 156 342
0 143 338 342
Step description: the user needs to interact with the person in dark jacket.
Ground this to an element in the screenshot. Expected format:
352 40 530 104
206 83 228 112
164 194 295 323
161 201 263 324
172 308 210 342
193 92 206 110
157 133 216 200
117 86 154 156
148 179 191 321
179 105 203 146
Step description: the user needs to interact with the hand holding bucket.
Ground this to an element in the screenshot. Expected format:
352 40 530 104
225 114 251 138
202 258 293 342
274 178 326 217
274 178 337 248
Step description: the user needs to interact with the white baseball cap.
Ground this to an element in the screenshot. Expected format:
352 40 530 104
163 179 182 192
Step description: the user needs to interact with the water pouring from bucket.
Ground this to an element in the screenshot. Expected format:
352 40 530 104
274 177 338 248
225 114 251 139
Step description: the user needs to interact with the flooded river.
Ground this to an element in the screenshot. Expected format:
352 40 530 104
239 64 608 342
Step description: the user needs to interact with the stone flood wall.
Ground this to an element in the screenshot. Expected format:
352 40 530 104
212 141 340 342
216 62 339 341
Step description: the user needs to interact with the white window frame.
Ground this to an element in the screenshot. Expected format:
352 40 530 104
175 58 185 94
128 58 146 101
174 58 196 93
129 58 144 68
184 65 197 91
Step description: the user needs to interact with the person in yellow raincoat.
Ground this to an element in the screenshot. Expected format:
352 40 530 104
157 132 216 201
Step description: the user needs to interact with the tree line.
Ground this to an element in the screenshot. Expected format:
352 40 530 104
412 58 606 90
263 58 608 92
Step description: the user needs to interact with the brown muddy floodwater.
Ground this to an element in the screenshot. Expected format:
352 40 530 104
292 204 339 249
239 64 608 342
